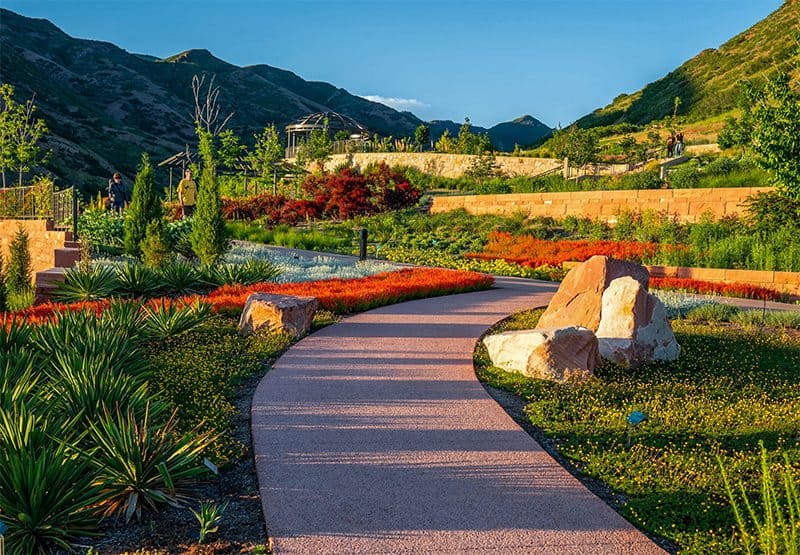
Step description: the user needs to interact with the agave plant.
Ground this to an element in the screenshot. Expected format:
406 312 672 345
114 263 164 298
201 260 281 287
158 262 208 295
52 265 119 302
0 431 103 553
142 300 212 340
88 403 215 521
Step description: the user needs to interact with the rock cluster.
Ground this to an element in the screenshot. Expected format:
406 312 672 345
483 256 680 382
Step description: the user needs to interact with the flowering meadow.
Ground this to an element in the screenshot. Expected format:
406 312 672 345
475 308 800 554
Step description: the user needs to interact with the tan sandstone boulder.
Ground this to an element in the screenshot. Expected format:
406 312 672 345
596 276 680 367
238 293 319 337
535 255 650 332
483 326 599 383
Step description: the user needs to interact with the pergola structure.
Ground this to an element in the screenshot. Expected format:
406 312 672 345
285 111 370 157
157 146 196 202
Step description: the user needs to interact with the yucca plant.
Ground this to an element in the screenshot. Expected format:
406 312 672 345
114 263 164 298
720 442 800 555
0 315 31 351
158 262 207 295
191 500 227 543
88 403 215 522
200 260 281 287
0 350 39 410
0 436 103 554
142 300 212 340
52 265 119 302
98 299 147 337
44 360 152 424
34 310 148 378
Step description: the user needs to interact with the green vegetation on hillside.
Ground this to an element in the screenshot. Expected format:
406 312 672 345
577 1 799 127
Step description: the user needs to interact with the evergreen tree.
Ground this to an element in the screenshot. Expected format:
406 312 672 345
124 153 162 257
190 130 228 265
0 253 7 312
141 220 175 268
6 228 32 296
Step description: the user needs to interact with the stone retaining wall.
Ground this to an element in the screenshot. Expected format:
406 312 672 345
646 265 800 297
430 187 774 223
0 219 70 284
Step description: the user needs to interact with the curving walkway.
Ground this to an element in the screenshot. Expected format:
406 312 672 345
252 276 666 554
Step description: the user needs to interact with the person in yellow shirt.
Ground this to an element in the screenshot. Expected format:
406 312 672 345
176 168 198 218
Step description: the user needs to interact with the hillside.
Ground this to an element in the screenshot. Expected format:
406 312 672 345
576 0 800 128
0 9 550 190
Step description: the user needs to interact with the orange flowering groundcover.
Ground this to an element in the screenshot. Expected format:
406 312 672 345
8 267 494 324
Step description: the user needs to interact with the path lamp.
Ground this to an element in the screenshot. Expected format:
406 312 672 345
359 228 368 261
626 410 648 447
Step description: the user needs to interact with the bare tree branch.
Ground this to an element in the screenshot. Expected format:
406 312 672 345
191 73 234 136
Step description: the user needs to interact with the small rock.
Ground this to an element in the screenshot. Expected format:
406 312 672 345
483 326 599 383
238 293 318 337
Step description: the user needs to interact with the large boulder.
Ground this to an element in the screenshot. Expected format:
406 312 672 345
483 326 599 383
596 276 680 367
536 256 650 332
238 293 319 337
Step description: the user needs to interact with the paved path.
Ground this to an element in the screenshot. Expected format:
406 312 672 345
252 277 665 554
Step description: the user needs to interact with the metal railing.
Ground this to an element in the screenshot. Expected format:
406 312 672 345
0 184 78 232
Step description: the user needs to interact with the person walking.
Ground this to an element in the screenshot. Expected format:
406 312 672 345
666 135 675 158
675 132 685 156
107 172 127 214
177 168 198 219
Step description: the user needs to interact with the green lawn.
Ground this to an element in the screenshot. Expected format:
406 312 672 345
475 309 800 554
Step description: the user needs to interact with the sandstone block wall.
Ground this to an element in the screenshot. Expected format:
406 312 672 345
646 265 800 297
324 152 563 178
430 187 774 224
0 219 70 284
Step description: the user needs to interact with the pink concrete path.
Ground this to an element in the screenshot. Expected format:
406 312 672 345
252 277 665 554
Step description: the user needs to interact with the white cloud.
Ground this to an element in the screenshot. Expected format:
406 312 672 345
360 95 430 112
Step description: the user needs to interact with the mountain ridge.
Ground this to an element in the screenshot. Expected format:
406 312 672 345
0 10 551 190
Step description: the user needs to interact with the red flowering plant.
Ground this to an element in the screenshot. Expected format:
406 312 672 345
6 268 494 325
650 277 787 301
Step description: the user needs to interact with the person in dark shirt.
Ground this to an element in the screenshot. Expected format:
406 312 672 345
108 172 128 214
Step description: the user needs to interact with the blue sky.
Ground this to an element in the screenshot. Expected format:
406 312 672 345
1 0 783 128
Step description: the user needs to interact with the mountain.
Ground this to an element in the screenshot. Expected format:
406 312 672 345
428 115 552 151
576 0 800 128
0 9 550 191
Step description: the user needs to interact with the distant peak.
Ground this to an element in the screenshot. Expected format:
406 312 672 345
161 49 230 67
511 115 541 125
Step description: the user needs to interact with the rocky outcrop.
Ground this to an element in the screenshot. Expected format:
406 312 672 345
535 256 650 332
238 293 318 337
596 276 680 367
483 326 599 383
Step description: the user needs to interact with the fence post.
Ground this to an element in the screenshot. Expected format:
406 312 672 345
72 186 78 240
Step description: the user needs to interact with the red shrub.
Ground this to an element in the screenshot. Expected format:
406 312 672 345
650 277 786 301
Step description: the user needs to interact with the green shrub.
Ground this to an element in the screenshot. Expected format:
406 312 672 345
733 310 800 330
669 162 701 188
78 207 124 248
746 191 800 235
141 220 175 268
191 132 228 265
685 303 741 322
124 153 163 258
6 227 32 297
